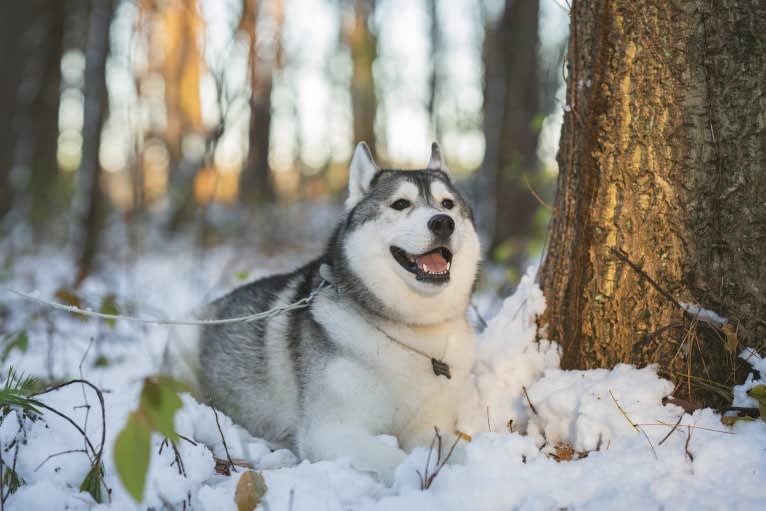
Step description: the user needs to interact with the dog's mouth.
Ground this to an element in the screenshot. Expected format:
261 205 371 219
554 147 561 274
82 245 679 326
390 246 452 283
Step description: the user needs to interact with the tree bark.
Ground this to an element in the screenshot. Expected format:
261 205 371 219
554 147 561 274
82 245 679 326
540 0 766 406
72 0 115 286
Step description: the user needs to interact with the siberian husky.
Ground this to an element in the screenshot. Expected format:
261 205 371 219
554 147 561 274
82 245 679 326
198 142 481 482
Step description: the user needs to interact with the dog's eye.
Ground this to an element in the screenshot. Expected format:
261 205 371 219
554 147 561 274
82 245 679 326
441 198 455 210
390 199 411 211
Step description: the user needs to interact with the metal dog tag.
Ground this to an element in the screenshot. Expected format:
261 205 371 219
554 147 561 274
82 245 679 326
431 358 451 379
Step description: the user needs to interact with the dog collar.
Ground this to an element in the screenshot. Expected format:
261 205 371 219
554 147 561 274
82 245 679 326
317 263 451 379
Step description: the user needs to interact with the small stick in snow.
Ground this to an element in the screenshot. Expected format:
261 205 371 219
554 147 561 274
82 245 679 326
685 425 694 462
213 407 237 474
33 449 89 472
609 390 657 459
658 414 684 446
417 427 462 490
522 386 538 415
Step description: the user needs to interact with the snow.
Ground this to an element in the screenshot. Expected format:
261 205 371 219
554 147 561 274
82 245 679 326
678 301 728 327
2 250 766 510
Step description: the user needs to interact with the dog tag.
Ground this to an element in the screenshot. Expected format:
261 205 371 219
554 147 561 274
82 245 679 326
431 358 451 379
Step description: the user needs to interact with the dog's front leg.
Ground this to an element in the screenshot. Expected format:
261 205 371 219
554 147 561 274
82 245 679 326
297 358 408 484
297 422 407 484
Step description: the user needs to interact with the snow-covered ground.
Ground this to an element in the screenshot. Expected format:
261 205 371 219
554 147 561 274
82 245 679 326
1 244 765 510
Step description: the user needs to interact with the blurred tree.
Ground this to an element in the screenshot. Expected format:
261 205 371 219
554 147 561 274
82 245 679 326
476 0 542 275
348 0 378 153
152 0 204 164
136 0 207 230
238 0 283 205
540 0 766 406
0 1 66 225
72 0 115 285
426 0 441 140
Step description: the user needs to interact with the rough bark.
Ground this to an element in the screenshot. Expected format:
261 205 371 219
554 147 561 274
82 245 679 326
540 0 766 405
477 0 541 268
72 0 115 285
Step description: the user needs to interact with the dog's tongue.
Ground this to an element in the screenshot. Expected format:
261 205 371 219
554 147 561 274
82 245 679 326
416 251 448 273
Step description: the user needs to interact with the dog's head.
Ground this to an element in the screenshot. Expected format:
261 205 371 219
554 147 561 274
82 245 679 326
335 142 481 325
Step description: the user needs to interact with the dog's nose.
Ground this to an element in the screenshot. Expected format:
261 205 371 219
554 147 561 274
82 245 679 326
428 214 455 238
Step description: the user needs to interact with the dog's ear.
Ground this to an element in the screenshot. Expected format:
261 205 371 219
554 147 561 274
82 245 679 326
346 142 379 210
426 141 450 178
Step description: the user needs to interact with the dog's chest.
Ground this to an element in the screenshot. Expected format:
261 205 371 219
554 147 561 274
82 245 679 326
310 294 474 423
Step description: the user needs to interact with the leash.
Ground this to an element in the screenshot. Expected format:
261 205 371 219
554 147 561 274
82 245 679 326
2 282 326 327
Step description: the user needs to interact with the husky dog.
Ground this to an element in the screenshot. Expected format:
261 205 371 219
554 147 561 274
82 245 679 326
198 142 481 482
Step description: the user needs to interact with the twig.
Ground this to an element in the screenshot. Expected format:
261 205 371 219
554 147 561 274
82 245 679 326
212 408 237 474
523 175 553 210
658 414 684 446
640 421 733 435
29 401 98 459
33 449 89 472
416 427 462 490
32 379 106 462
78 338 95 463
522 386 538 415
178 434 198 446
170 441 186 477
685 425 694 462
609 248 681 309
608 390 638 432
609 390 657 459
31 378 111 500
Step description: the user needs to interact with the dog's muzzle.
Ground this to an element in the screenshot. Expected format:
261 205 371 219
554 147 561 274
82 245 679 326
390 246 453 283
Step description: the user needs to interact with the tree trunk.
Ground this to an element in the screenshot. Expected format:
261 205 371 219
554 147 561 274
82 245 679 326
0 1 65 224
72 0 115 286
349 0 377 152
426 0 440 139
238 0 280 205
477 0 541 271
540 0 766 406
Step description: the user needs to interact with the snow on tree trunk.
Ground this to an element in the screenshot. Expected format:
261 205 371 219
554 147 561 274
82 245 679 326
540 0 766 405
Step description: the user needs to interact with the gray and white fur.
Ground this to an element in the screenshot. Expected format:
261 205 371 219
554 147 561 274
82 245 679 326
198 142 481 482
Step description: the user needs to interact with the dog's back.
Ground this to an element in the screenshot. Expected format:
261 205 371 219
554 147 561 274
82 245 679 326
200 260 324 447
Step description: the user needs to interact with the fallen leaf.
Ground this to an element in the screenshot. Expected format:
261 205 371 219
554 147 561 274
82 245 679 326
235 470 267 511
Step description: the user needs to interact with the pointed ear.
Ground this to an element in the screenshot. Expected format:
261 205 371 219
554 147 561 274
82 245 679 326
426 141 450 177
345 142 380 210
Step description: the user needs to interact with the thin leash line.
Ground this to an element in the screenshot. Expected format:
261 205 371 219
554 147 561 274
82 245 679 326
368 322 434 362
2 284 325 327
